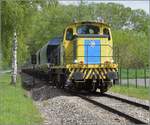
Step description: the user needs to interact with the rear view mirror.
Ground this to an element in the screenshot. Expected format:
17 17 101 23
31 54 36 64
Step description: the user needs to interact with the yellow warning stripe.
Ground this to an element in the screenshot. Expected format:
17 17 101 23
91 69 96 79
82 69 86 75
95 69 102 79
68 68 117 80
85 69 92 79
89 69 94 79
107 68 110 72
112 68 116 72
93 69 98 79
69 69 75 79
80 68 84 73
103 68 107 75
95 69 101 79
83 69 88 78
99 68 106 79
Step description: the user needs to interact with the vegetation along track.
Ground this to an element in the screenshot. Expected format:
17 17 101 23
66 90 149 124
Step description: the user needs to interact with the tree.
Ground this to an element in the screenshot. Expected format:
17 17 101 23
1 0 38 68
1 1 149 69
11 31 17 85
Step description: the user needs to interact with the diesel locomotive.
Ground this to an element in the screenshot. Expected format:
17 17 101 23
22 20 118 93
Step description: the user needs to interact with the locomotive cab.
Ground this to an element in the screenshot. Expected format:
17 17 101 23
63 21 113 65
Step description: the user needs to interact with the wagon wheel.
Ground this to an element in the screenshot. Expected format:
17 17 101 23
56 80 61 89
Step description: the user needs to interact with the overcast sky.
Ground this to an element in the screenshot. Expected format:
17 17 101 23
59 0 150 14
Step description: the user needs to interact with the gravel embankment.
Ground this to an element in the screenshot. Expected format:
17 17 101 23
31 86 132 125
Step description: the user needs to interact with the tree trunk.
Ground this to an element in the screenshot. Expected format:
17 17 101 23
11 30 17 85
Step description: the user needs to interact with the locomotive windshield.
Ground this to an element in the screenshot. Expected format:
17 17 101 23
77 25 99 35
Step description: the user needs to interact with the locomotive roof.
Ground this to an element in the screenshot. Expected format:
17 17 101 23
68 21 110 27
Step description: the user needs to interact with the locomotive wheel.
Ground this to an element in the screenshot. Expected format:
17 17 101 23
100 81 108 94
100 88 107 94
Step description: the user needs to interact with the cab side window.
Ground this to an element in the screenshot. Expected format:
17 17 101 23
66 28 73 40
103 28 110 40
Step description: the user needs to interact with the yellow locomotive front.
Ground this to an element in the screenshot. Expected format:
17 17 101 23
63 21 118 93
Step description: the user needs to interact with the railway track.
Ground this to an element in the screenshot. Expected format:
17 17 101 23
67 90 149 124
104 93 149 110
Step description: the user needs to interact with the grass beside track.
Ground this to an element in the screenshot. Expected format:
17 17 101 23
109 84 150 100
0 73 42 125
119 68 150 79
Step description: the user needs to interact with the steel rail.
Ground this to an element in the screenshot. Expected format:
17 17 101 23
104 93 149 110
67 90 147 124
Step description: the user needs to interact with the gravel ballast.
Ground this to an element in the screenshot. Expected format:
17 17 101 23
32 86 132 125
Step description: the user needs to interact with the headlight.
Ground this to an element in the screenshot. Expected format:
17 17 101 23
74 60 78 63
111 60 114 63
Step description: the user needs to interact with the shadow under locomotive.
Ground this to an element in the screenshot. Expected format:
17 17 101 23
21 73 68 101
21 72 104 101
